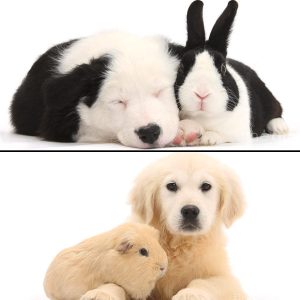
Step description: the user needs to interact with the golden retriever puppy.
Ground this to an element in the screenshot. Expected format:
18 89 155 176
44 223 168 300
130 154 246 300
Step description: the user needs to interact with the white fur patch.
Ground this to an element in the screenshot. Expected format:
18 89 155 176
267 118 289 135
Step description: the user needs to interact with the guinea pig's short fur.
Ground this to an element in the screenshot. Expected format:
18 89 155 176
174 1 288 146
44 223 168 300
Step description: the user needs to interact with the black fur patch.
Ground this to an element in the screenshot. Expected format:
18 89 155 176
168 43 185 60
40 55 112 142
11 39 112 142
228 59 283 137
10 40 76 136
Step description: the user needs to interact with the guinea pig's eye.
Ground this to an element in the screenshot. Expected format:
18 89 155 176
139 248 149 257
166 182 178 192
200 182 212 192
221 63 227 75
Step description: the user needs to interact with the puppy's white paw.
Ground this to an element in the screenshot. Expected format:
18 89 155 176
200 131 224 146
172 119 204 147
267 118 289 135
80 289 120 300
172 288 212 300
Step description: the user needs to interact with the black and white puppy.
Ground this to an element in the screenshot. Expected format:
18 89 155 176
11 31 181 148
174 0 288 146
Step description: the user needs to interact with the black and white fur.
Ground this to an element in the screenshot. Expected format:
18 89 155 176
174 0 288 146
11 31 181 148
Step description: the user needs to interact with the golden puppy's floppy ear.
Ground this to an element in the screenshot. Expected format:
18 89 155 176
130 170 160 224
219 165 245 227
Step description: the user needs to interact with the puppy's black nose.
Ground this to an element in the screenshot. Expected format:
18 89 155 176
136 123 161 144
181 205 200 220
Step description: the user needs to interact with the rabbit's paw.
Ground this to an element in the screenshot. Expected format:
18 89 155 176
172 288 212 300
267 118 289 135
200 131 224 146
171 119 204 147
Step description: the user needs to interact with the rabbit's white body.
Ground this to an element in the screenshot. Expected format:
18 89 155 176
180 61 252 145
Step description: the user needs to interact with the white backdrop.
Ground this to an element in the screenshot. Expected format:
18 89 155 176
0 0 299 149
0 152 300 300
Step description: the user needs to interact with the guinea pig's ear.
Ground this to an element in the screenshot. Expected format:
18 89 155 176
186 0 205 50
116 240 134 254
207 0 238 57
219 165 245 227
130 170 160 224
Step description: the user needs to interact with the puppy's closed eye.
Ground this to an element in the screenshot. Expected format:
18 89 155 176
110 100 128 108
153 86 171 98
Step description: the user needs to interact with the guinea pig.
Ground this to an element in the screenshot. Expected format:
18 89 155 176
44 223 168 300
173 0 289 146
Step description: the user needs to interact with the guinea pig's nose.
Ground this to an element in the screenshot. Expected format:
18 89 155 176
135 123 161 145
181 205 200 220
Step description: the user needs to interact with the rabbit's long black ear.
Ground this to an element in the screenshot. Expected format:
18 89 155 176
186 0 205 50
207 0 238 56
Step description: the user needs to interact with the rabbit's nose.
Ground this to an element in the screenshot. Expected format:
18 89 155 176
195 92 210 101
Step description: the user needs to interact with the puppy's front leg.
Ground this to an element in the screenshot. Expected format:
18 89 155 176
172 275 246 300
80 283 127 300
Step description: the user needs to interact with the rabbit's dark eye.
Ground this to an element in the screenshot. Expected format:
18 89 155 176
166 182 178 192
221 63 227 75
139 248 149 257
200 182 212 192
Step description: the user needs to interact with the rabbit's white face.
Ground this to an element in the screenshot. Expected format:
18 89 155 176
178 51 229 117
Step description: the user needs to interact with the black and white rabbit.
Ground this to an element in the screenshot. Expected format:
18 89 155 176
173 0 288 146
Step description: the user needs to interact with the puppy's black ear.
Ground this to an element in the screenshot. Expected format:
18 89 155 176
207 0 238 57
39 55 111 142
43 55 111 109
186 0 205 50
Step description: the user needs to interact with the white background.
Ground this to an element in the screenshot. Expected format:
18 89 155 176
0 0 299 150
1 152 300 300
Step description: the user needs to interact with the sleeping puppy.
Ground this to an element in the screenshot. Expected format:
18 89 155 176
11 31 181 148
130 153 246 300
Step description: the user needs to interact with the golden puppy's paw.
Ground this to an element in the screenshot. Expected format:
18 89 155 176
172 288 212 300
171 119 204 147
80 289 120 300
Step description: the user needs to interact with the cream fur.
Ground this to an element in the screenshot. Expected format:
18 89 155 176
44 223 168 300
130 154 246 300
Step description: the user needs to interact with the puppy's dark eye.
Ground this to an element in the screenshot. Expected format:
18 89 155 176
200 182 212 192
139 248 149 257
166 182 178 192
